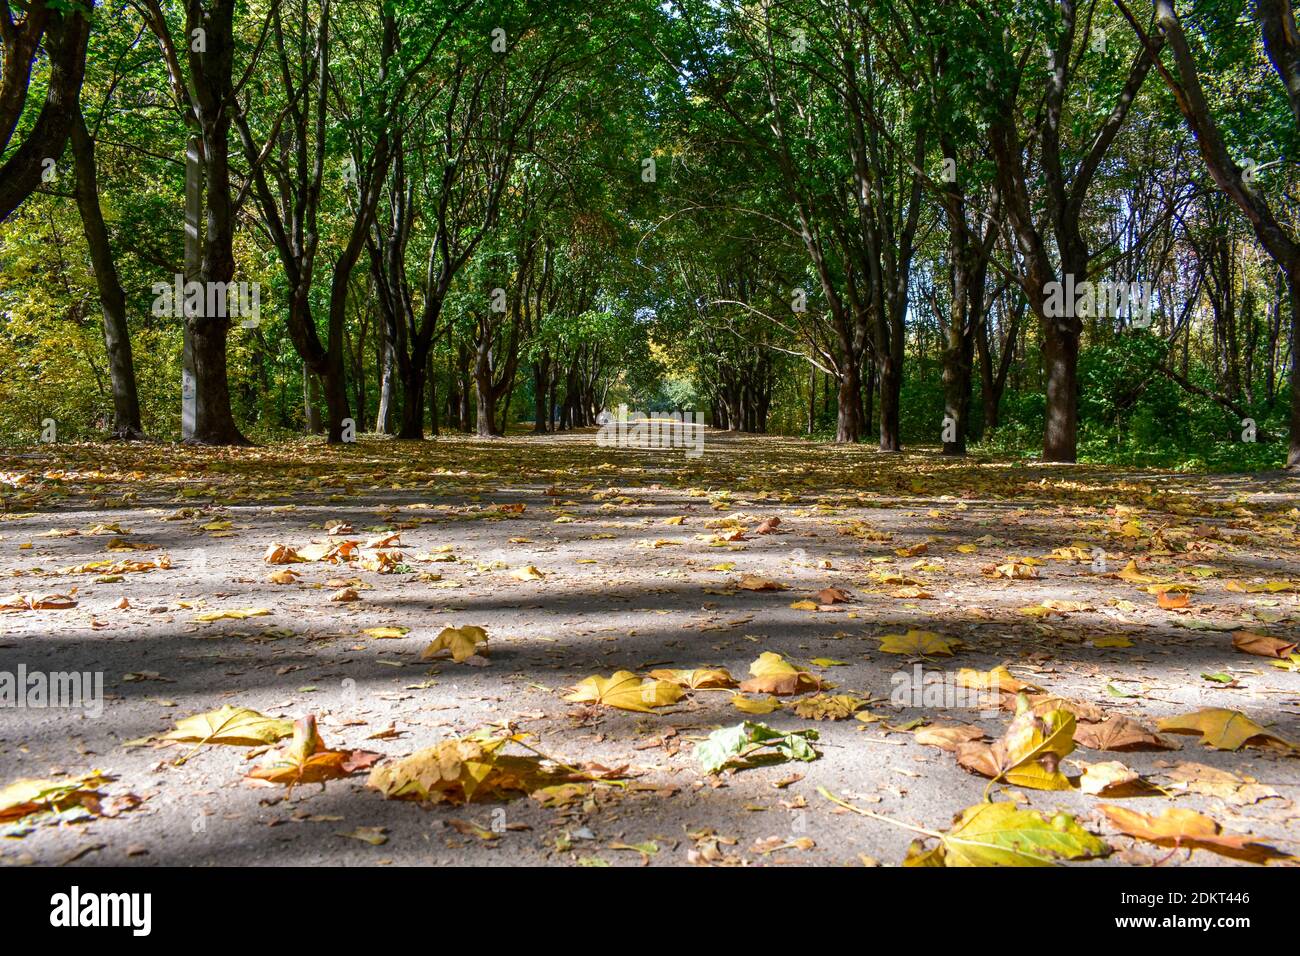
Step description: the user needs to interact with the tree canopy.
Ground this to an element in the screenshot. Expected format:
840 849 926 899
0 0 1297 471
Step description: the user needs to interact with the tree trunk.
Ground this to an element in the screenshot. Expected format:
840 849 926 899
186 0 247 446
0 4 91 222
1289 269 1300 469
836 365 864 443
806 364 816 434
376 316 397 434
457 344 473 431
428 350 439 436
532 359 550 433
876 355 901 451
321 359 349 443
304 367 322 434
397 362 425 439
70 108 142 439
941 328 971 456
1042 320 1080 462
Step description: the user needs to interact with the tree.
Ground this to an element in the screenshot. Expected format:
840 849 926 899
1119 0 1300 469
0 0 93 222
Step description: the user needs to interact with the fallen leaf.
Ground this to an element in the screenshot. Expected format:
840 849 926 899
1099 805 1290 864
563 671 683 712
1156 708 1295 752
420 625 489 663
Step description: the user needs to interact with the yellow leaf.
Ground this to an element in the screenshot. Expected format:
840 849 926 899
363 625 411 640
563 671 683 712
956 697 1076 791
789 694 868 720
1116 560 1154 584
878 630 961 656
193 607 271 622
163 705 294 746
648 668 736 689
738 652 822 695
954 666 1040 696
368 733 554 805
731 694 781 714
1092 636 1133 648
0 772 110 822
1156 708 1295 752
420 625 489 662
899 800 1106 867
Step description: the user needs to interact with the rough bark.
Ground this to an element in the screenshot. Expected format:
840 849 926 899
0 1 92 222
70 108 144 439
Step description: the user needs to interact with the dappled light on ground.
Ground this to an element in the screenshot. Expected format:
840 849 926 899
1 432 1298 866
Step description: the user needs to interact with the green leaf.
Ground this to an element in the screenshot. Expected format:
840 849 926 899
905 802 1108 867
695 721 819 774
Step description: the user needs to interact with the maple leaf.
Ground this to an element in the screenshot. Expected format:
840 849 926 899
736 575 788 591
648 667 736 689
193 607 271 621
1099 805 1291 864
1155 590 1190 609
1074 716 1179 752
956 695 1076 791
367 731 560 805
739 652 822 695
913 724 986 751
789 694 869 720
954 665 1040 696
903 802 1107 867
263 543 303 564
363 625 410 639
814 586 853 604
1156 708 1295 751
420 625 489 663
730 694 781 714
696 722 819 774
0 592 78 612
563 671 683 712
0 772 111 823
163 706 294 747
246 716 380 789
1077 760 1146 796
877 630 961 656
1231 630 1298 659
1114 559 1155 583
1160 762 1280 805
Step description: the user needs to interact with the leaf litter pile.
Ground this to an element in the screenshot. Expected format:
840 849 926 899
1 433 1298 867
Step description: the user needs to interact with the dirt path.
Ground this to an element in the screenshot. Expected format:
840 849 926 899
1 432 1298 866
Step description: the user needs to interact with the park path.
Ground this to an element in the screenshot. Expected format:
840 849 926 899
1 431 1298 866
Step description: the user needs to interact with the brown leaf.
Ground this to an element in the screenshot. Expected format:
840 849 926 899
1232 630 1298 659
814 586 853 605
914 724 986 752
1075 716 1180 752
1099 805 1291 864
